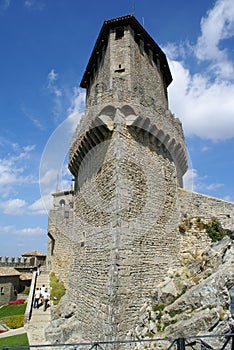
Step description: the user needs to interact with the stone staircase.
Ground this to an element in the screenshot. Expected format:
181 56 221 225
25 271 51 347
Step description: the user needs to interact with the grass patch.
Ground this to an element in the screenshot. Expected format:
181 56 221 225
0 333 29 347
50 272 66 305
0 303 26 329
0 303 26 318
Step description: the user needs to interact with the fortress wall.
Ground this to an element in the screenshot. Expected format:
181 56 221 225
178 188 234 228
178 188 234 259
47 210 74 288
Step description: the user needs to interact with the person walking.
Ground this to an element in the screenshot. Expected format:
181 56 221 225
34 288 41 309
37 263 41 276
43 288 50 312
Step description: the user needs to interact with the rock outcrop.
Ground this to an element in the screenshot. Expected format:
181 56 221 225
133 236 234 349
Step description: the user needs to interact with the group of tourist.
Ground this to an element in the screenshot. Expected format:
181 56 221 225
34 284 50 311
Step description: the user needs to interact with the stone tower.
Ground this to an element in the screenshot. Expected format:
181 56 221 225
68 14 187 340
46 15 234 343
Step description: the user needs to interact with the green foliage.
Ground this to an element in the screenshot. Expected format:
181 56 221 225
21 287 30 295
168 308 185 318
0 333 29 347
5 315 25 329
168 310 177 318
50 272 66 305
0 304 26 330
145 332 154 338
170 287 187 304
152 304 165 312
156 323 162 332
163 319 177 330
0 303 26 318
204 219 226 242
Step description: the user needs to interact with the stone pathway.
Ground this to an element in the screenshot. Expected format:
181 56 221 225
0 326 25 339
24 271 52 348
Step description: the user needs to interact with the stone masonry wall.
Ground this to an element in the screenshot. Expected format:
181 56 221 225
63 123 184 341
47 209 74 288
178 188 234 262
0 276 19 306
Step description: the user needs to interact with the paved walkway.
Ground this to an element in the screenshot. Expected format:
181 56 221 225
0 326 25 339
24 271 51 347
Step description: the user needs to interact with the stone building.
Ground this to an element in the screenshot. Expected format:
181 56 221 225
21 250 46 269
0 267 20 306
46 15 234 344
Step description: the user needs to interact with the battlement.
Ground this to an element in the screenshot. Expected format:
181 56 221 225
0 256 40 268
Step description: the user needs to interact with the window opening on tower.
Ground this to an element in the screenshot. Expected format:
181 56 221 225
115 27 124 40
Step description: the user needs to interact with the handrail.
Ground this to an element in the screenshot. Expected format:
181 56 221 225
24 271 37 323
1 333 233 349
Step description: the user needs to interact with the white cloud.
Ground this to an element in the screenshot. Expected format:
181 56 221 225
29 194 53 214
0 224 46 236
168 60 234 140
195 0 234 78
21 104 44 130
0 144 36 198
183 168 225 194
48 69 58 83
206 183 224 190
0 198 27 215
166 0 234 141
201 146 210 152
0 195 51 216
47 69 62 97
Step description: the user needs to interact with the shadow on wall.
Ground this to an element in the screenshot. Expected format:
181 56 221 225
230 285 234 313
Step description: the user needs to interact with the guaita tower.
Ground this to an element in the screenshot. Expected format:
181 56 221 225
48 15 188 342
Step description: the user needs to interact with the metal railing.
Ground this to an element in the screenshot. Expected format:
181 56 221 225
24 271 37 323
0 333 234 350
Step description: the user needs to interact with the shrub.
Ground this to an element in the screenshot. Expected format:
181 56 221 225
21 287 30 295
152 304 165 312
50 272 66 305
5 315 24 329
204 219 225 242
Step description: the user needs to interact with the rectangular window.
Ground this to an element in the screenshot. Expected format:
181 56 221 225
115 27 124 40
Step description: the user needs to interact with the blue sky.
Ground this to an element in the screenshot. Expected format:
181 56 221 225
0 0 234 257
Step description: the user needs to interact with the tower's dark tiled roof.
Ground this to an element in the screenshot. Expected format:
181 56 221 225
80 14 172 88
